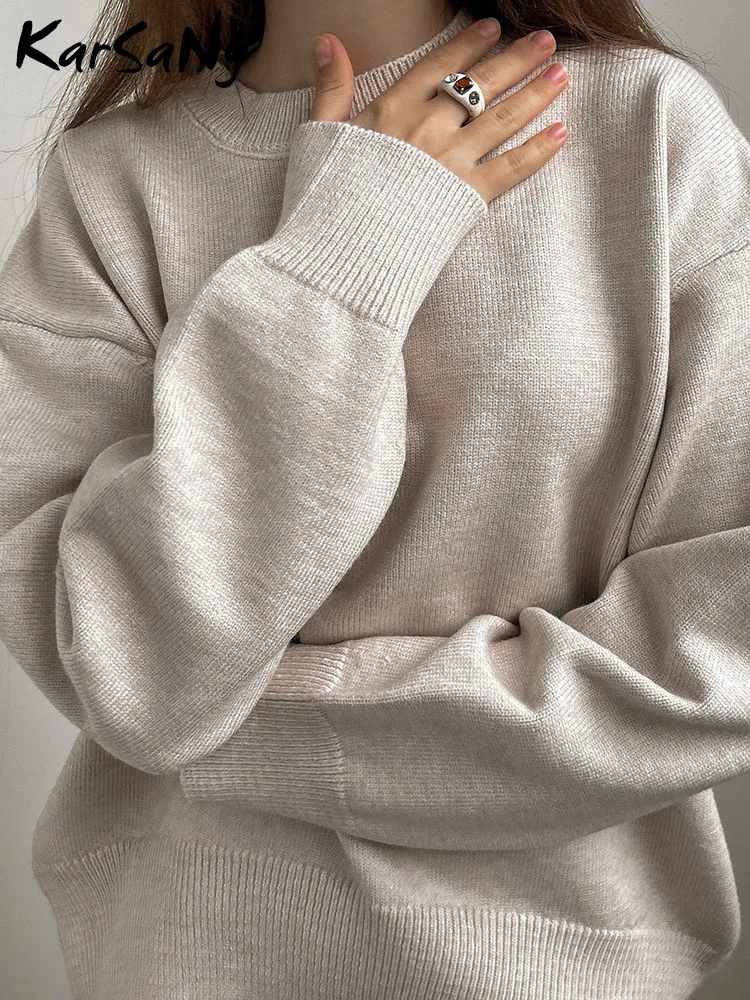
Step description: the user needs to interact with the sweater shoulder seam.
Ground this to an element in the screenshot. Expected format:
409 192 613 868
673 240 750 290
39 136 159 363
0 312 155 366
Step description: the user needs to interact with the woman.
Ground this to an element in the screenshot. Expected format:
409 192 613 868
2 1 749 997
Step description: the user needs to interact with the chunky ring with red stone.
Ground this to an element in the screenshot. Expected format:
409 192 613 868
437 72 487 121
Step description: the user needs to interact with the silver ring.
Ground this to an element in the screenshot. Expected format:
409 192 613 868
437 72 486 121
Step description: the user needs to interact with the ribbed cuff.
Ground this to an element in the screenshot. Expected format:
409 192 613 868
255 118 488 331
179 644 352 828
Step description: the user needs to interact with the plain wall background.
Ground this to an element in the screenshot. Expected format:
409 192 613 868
0 1 748 997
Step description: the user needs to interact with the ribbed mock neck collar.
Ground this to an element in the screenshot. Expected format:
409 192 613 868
178 6 481 152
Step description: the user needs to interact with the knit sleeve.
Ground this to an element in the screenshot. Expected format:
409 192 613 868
0 120 487 775
180 240 750 851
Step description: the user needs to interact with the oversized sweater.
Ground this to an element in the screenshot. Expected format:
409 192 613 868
2 6 750 999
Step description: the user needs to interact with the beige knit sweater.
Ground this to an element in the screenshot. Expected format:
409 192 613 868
2 7 750 998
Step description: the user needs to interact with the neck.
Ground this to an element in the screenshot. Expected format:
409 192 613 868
236 0 461 93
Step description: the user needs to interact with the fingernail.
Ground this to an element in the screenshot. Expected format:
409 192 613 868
476 18 500 37
314 36 332 67
543 63 567 84
531 30 555 50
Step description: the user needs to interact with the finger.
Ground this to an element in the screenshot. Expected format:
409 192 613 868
430 29 558 126
308 33 355 123
386 16 503 103
461 60 569 162
472 120 569 205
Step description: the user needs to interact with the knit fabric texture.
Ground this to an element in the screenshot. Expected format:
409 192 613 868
2 7 750 999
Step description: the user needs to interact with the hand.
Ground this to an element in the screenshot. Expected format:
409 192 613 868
308 18 569 206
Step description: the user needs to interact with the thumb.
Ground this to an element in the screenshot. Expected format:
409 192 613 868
308 33 354 123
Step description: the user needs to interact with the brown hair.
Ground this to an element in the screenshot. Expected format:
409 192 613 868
23 0 709 187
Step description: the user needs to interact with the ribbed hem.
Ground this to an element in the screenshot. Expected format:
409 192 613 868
179 644 351 825
254 118 487 330
34 837 727 1000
